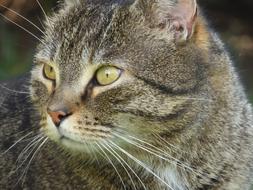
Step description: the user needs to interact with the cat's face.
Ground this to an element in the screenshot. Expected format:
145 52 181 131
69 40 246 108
30 0 206 156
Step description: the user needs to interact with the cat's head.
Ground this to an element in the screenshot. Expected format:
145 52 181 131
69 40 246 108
30 0 210 157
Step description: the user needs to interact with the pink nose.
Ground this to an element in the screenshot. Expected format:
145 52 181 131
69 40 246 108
48 110 71 127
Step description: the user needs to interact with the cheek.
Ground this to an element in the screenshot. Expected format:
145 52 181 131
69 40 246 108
30 80 50 106
89 85 139 114
31 66 54 95
112 113 161 137
30 66 55 105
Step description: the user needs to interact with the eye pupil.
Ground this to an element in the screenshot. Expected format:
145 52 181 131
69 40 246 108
105 70 110 78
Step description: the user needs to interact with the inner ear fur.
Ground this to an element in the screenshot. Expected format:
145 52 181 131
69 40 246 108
133 0 198 42
168 0 197 41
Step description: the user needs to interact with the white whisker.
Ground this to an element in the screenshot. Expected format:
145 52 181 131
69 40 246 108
10 135 45 187
0 4 45 34
0 12 45 45
117 133 206 179
0 84 30 94
35 0 51 27
38 17 46 31
114 136 190 189
103 142 146 190
126 135 190 166
16 134 43 165
1 132 33 155
16 136 44 171
21 137 48 184
154 134 189 154
87 143 100 164
96 142 127 190
109 141 175 190
18 137 48 186
101 142 138 190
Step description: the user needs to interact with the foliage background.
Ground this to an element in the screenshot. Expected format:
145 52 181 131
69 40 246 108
0 0 253 102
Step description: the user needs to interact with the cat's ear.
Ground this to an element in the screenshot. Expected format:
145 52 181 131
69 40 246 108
133 0 198 42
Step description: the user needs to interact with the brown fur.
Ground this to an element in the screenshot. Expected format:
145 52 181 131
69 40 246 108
0 0 253 189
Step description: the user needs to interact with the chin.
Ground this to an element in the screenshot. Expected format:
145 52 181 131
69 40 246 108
59 137 97 154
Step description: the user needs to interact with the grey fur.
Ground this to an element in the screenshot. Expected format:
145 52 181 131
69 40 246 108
0 0 253 189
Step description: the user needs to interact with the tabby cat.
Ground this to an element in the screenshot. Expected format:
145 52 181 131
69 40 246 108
1 0 253 189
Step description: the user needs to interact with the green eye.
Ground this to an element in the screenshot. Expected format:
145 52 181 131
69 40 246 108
43 64 56 81
96 66 121 86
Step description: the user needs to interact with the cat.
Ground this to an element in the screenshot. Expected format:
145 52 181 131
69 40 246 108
1 0 253 189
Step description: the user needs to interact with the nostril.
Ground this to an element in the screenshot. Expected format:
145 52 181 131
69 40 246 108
48 110 72 127
58 114 66 121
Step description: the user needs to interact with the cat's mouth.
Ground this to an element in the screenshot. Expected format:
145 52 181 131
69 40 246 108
59 134 94 151
58 127 108 143
57 132 102 153
59 135 84 145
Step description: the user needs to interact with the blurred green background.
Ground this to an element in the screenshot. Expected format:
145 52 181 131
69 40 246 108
0 0 253 102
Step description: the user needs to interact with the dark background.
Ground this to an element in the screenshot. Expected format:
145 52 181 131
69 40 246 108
0 0 253 102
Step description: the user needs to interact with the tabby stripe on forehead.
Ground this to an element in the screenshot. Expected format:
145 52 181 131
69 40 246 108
117 107 187 122
135 75 196 95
